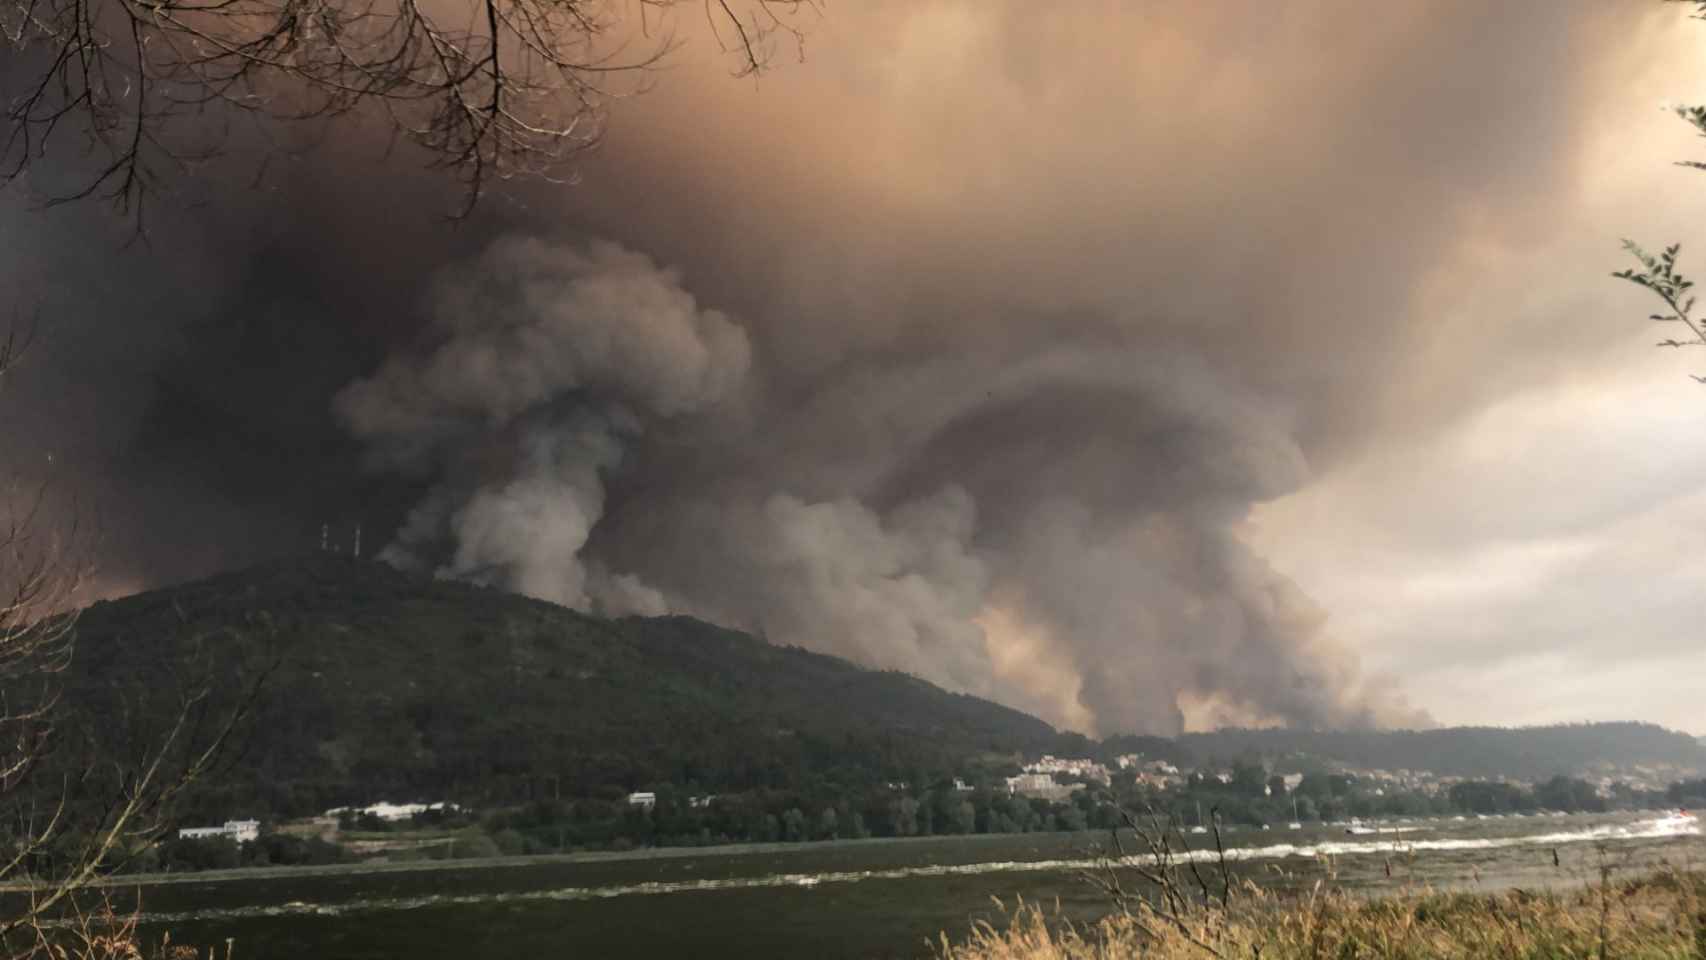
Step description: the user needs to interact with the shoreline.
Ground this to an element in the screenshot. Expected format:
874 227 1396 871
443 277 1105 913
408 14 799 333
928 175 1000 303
1 809 1683 892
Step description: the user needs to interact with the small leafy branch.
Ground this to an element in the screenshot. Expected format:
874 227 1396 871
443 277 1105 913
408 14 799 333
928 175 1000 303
1612 241 1706 381
1613 3 1706 382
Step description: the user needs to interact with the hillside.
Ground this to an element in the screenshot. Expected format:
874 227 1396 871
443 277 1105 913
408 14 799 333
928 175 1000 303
62 556 1065 820
1180 724 1706 781
54 557 1704 827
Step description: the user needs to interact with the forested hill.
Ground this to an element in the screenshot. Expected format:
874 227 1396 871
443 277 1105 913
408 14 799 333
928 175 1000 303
62 556 1067 819
58 557 1702 823
1181 724 1706 781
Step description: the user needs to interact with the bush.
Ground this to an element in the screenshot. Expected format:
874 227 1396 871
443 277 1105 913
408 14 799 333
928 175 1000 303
159 836 241 872
448 834 501 859
491 828 528 856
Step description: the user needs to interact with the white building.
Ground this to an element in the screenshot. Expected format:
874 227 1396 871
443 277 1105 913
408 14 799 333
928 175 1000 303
627 791 657 809
325 801 459 821
1005 773 1085 801
178 819 259 843
1023 755 1112 786
1007 773 1055 795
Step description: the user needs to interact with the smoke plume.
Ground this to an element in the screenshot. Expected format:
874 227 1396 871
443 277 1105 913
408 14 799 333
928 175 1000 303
336 233 1428 735
336 238 749 611
24 1 1688 734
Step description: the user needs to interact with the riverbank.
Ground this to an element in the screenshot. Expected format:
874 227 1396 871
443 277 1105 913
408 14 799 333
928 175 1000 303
1 810 1683 893
938 868 1706 959
7 813 1692 959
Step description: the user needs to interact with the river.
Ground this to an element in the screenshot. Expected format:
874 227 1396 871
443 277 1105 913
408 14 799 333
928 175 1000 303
99 810 1704 959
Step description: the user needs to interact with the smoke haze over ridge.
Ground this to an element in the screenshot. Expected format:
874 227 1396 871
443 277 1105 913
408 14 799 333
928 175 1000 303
7 1 1706 734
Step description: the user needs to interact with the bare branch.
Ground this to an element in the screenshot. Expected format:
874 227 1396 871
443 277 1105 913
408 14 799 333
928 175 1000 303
0 316 267 956
2 0 815 222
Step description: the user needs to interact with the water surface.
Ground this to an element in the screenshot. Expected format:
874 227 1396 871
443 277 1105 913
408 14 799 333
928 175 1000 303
110 812 1705 959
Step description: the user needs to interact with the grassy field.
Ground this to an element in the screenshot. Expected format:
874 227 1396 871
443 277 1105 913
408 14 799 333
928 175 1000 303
938 869 1706 960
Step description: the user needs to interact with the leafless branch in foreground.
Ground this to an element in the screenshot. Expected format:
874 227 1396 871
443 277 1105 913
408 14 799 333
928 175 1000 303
0 321 268 958
1 0 818 221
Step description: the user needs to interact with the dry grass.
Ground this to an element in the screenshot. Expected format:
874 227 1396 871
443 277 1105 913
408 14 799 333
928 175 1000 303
3 890 236 960
936 871 1706 960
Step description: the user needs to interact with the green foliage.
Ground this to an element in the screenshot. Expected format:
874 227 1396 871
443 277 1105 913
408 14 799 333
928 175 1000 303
1612 240 1706 358
62 557 1067 824
1534 774 1608 814
53 557 1704 859
1611 31 1706 377
1669 778 1706 804
158 836 241 871
1180 724 1704 782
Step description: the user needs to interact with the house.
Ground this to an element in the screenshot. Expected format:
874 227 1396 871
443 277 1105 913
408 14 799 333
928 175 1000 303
1023 755 1112 785
325 801 459 822
177 819 259 843
1007 772 1053 794
953 778 973 792
1005 773 1083 801
627 791 657 809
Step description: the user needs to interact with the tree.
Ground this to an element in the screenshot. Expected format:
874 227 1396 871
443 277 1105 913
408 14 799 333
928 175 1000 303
780 806 805 842
1 0 816 220
0 321 261 957
1229 760 1268 797
1666 778 1706 804
1613 3 1706 374
952 799 976 836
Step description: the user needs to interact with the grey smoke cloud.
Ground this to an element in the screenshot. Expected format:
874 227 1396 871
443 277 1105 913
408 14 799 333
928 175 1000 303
336 238 749 610
337 232 1427 734
337 238 750 453
708 488 994 695
18 1 1706 733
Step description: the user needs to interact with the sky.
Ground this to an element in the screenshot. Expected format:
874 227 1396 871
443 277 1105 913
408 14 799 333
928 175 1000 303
3 1 1706 736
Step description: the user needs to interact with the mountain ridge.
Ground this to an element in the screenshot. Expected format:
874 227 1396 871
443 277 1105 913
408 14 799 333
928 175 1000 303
64 555 1069 819
56 556 1705 822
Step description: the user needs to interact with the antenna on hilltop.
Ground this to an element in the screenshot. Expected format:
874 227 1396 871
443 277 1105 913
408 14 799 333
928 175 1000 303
320 523 328 552
354 524 362 559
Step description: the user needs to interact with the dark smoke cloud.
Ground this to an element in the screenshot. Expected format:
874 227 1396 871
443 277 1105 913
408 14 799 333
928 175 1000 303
336 238 749 610
11 0 1695 733
327 229 1424 733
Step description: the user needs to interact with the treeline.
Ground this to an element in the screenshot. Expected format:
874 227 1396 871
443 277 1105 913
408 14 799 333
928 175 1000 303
480 783 1123 852
61 557 1081 826
1181 724 1705 782
1669 779 1706 805
146 833 354 873
368 769 1670 856
1122 768 1663 828
50 557 1705 840
126 766 1690 875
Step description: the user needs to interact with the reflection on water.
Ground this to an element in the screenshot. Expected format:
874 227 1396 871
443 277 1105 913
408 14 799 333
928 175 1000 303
104 812 1705 960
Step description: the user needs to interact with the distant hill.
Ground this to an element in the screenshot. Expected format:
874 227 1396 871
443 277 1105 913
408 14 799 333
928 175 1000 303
55 557 1704 823
1179 725 1706 781
62 557 1066 819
